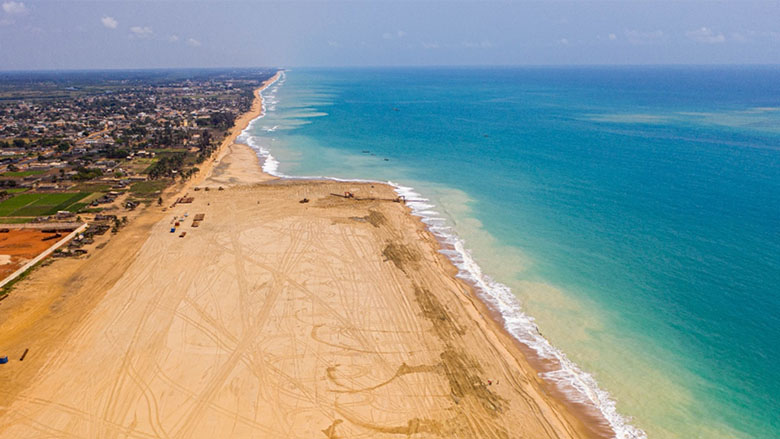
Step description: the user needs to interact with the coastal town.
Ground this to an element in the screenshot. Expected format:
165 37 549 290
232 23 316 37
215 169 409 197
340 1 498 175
0 69 273 272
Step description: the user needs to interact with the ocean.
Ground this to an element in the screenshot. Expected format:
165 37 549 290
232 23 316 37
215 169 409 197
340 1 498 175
240 67 780 439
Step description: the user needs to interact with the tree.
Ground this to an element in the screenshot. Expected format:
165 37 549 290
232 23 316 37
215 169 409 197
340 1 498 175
105 147 130 159
157 197 163 206
13 139 25 148
72 166 103 181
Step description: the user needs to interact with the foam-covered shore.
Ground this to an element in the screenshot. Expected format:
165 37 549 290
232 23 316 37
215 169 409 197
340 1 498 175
392 184 647 439
240 71 647 439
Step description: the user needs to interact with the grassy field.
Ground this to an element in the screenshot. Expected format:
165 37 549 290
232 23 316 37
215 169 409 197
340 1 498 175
71 182 112 192
0 192 91 218
0 217 34 224
125 158 156 174
151 148 188 154
130 180 169 197
0 170 46 177
142 160 160 174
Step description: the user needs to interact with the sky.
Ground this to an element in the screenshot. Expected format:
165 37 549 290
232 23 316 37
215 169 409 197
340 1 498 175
1 0 779 70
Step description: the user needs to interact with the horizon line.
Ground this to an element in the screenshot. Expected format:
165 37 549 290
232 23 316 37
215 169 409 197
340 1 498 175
2 63 780 74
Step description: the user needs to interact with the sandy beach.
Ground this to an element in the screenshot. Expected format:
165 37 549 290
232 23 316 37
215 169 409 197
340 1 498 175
0 72 598 438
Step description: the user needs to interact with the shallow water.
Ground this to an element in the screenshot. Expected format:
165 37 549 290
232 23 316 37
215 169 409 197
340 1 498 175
243 67 780 439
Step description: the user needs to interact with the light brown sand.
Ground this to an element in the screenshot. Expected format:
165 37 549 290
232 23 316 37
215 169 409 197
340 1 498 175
0 72 598 439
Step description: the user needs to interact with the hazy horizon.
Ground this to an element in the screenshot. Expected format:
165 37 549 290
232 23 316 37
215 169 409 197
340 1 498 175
5 64 780 74
2 1 780 71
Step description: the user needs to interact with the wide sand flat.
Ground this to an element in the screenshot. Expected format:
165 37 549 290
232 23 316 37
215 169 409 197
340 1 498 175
0 175 589 438
0 71 596 438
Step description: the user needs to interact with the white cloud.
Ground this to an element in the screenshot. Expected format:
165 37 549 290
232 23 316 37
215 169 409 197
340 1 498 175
2 1 27 15
327 40 340 47
625 29 665 45
559 38 569 45
101 16 118 29
421 42 439 49
728 30 780 43
186 38 201 47
129 26 153 38
686 27 725 44
168 34 180 42
608 33 617 41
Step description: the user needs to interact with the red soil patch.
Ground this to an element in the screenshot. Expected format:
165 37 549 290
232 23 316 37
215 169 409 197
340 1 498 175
0 229 63 280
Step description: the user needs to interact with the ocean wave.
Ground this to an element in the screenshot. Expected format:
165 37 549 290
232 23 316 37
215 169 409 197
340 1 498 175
238 70 647 439
244 135 280 175
391 182 647 439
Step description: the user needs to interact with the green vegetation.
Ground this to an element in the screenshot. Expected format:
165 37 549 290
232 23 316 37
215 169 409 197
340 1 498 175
199 111 236 130
77 207 103 214
0 194 41 216
0 169 46 177
80 192 105 204
72 167 103 181
147 153 185 179
0 217 34 224
151 148 188 154
130 180 169 196
0 192 90 217
71 183 112 192
68 202 90 213
141 159 160 175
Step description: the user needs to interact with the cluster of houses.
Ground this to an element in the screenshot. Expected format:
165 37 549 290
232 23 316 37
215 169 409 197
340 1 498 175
0 70 272 258
0 72 268 193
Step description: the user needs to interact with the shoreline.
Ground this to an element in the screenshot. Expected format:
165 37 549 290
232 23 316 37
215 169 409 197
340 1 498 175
0 70 608 438
192 71 282 188
238 74 643 439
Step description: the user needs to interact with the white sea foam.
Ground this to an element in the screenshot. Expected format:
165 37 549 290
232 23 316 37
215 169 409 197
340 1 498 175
238 70 647 439
389 182 648 439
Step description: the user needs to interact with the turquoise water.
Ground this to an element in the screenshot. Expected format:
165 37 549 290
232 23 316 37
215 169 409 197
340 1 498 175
243 67 780 439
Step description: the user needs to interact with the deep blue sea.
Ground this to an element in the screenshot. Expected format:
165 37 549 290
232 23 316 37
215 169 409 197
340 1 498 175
241 67 780 439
